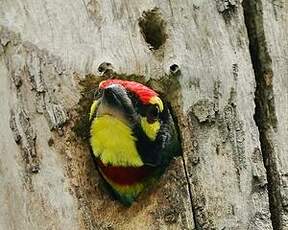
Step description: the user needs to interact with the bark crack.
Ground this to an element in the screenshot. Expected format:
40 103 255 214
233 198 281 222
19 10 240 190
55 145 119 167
242 1 281 229
181 151 198 229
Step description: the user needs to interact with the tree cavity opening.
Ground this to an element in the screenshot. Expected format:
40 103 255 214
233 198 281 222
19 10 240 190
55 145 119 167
138 8 167 50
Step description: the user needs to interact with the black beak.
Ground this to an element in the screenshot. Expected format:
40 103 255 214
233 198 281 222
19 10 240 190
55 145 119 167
100 84 136 121
102 84 127 108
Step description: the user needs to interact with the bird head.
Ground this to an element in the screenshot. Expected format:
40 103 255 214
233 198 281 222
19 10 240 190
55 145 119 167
89 79 180 168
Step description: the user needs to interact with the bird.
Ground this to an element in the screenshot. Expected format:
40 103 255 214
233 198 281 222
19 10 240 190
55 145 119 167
89 79 180 206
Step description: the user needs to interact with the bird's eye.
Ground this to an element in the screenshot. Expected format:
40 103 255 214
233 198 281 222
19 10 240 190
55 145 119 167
146 105 160 123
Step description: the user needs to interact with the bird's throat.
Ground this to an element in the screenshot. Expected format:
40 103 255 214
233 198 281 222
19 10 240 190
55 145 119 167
90 115 144 167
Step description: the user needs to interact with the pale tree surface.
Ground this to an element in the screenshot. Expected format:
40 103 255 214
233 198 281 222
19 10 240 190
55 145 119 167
0 0 287 229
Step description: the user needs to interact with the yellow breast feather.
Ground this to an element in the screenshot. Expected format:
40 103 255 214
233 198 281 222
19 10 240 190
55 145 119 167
90 115 144 167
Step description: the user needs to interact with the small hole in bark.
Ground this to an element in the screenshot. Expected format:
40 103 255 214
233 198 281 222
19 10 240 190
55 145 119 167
98 62 113 74
169 64 181 76
139 8 167 50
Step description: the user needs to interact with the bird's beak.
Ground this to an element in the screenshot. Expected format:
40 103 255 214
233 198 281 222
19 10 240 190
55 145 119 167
96 84 136 124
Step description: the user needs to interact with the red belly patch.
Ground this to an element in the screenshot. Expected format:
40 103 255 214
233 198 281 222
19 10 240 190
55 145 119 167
97 160 154 185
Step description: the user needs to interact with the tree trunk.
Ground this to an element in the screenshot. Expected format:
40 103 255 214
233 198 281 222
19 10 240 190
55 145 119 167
0 0 287 229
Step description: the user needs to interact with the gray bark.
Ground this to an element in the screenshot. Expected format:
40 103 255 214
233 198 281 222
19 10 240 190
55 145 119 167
0 0 287 229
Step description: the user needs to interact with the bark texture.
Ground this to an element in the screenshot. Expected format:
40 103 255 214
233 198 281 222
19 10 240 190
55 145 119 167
0 0 287 229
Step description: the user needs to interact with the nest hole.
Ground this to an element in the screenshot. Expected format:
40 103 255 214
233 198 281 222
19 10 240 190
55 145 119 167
138 8 167 50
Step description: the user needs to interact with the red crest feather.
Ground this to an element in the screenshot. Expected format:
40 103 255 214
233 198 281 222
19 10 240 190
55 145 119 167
99 79 158 104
